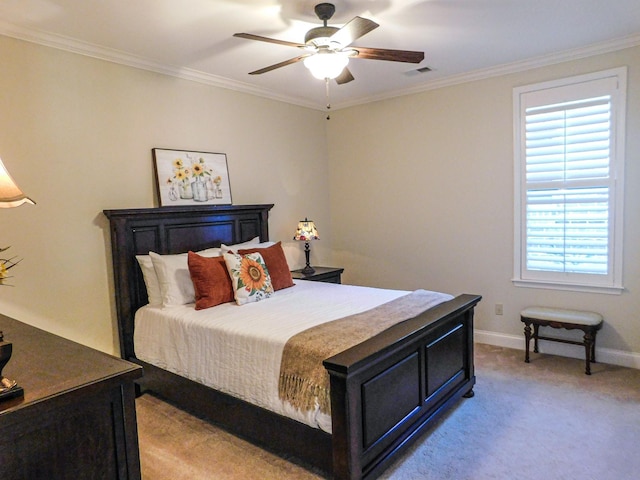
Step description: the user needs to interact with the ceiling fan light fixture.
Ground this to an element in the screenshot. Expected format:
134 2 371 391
235 3 423 85
303 51 349 80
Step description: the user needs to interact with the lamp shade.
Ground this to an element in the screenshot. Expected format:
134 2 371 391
303 52 349 80
293 218 319 241
0 157 34 208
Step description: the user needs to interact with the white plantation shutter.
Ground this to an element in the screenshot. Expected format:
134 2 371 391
525 98 610 275
525 99 611 183
513 68 626 293
525 187 609 274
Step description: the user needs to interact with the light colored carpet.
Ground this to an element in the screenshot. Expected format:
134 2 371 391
136 344 640 479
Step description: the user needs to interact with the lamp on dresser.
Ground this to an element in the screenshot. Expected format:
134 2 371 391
0 155 34 400
293 218 319 275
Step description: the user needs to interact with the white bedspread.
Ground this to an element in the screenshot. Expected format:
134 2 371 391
134 280 452 432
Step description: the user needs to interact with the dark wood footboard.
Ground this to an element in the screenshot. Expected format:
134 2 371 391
325 294 480 480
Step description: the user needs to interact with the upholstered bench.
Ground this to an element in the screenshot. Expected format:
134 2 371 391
520 307 604 375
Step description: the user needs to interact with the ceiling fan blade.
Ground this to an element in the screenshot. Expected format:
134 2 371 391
234 33 306 49
335 67 354 85
351 46 424 63
330 16 379 46
248 55 309 75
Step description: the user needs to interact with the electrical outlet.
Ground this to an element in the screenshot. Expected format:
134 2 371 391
495 303 504 315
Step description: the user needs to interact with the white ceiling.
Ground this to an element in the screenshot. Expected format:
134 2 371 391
1 0 639 110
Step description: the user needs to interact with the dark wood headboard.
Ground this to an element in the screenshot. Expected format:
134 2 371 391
103 204 274 359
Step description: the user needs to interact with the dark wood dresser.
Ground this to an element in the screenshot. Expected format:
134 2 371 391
0 314 143 480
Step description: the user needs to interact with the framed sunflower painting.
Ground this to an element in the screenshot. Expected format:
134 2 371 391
152 148 232 206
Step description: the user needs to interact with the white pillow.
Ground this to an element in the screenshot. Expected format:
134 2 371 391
221 237 274 253
199 247 223 256
135 255 162 307
223 251 273 305
148 247 222 307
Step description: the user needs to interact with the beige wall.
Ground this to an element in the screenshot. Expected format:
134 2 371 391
1 34 638 365
327 46 640 363
0 36 333 354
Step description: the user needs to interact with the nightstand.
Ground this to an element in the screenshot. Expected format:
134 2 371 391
291 266 344 284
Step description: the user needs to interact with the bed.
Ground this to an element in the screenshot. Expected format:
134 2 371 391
103 204 481 480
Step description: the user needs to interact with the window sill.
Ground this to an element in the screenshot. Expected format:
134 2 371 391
512 278 624 295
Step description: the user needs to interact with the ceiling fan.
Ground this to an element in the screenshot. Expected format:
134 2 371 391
233 3 424 84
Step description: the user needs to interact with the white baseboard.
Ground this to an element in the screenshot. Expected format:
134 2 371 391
475 329 640 370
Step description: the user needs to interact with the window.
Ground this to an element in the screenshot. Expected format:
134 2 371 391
513 67 626 294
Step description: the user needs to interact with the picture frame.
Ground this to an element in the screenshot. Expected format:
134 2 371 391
152 148 232 206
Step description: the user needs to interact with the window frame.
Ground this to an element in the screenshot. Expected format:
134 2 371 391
513 67 626 294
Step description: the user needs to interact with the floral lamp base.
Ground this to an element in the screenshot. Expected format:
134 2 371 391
301 242 315 274
300 264 316 275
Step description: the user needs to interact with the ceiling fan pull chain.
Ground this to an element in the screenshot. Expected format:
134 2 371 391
325 78 331 120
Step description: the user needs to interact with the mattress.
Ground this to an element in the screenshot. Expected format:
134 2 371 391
134 280 452 432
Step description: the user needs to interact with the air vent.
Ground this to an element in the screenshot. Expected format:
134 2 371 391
405 66 433 77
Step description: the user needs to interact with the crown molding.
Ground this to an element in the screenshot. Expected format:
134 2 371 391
1 20 639 112
334 32 640 109
0 20 319 110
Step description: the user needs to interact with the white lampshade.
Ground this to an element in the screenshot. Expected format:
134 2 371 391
303 52 349 80
0 157 35 208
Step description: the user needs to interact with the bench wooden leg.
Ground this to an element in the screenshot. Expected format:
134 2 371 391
584 330 596 375
533 324 540 353
523 323 532 363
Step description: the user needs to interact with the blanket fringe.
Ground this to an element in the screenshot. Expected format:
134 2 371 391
279 373 331 414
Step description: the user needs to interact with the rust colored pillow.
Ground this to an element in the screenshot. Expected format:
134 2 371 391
187 251 234 310
238 241 294 291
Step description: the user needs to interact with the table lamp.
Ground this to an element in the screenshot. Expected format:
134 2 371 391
293 218 319 275
0 155 33 400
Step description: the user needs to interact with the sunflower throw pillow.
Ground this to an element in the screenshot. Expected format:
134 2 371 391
223 251 274 305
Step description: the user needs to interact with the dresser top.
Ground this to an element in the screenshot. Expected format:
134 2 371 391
0 314 142 414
